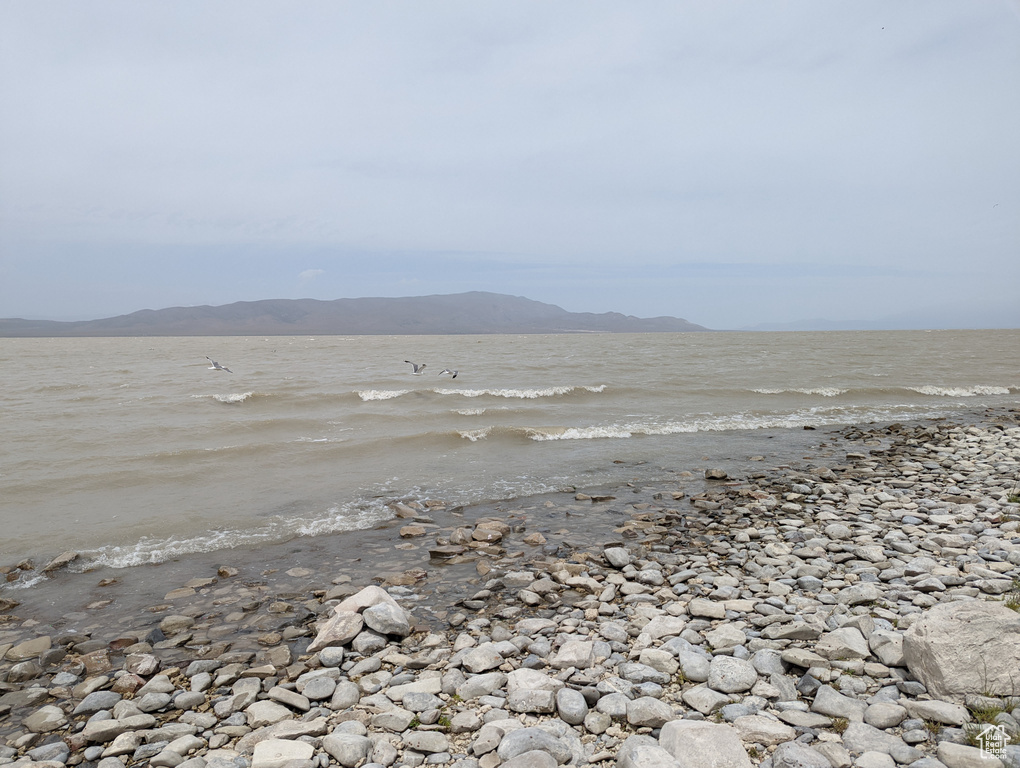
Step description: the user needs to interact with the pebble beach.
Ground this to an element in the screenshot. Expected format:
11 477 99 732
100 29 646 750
2 409 1020 768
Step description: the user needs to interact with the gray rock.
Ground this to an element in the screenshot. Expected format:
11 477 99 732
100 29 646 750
245 700 294 727
497 728 571 764
457 672 508 699
617 736 682 768
841 721 908 756
937 741 1004 768
731 714 796 745
903 698 971 726
864 701 907 729
682 684 732 716
501 750 558 768
251 739 315 768
903 600 1020 701
508 688 556 714
815 627 870 661
330 680 361 710
318 646 345 667
549 640 594 670
658 720 752 768
854 752 895 768
626 697 675 728
136 692 173 712
770 742 832 768
322 732 373 768
298 676 336 703
362 602 411 637
23 704 68 733
26 740 70 763
869 630 905 667
676 651 711 683
810 685 867 721
604 547 633 568
707 656 757 694
307 611 364 654
403 731 450 754
74 690 123 715
403 692 444 713
462 643 505 674
555 688 588 726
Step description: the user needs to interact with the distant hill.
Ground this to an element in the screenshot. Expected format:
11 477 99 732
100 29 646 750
0 292 709 336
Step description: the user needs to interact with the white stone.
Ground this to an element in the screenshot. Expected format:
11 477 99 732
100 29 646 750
903 600 1020 701
251 739 314 768
659 720 753 768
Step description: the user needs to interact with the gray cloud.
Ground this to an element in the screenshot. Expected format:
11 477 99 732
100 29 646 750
1 1 1017 328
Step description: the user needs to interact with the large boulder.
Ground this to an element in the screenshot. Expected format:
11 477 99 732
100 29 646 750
902 600 1020 701
658 720 753 768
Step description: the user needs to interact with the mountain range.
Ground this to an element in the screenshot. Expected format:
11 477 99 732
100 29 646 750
0 292 709 337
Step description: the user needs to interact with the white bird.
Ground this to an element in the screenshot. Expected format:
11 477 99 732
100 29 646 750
206 357 233 373
404 360 427 374
439 369 459 379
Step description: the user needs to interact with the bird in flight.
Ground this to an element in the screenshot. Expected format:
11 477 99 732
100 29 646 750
439 369 459 379
404 360 427 374
206 357 233 373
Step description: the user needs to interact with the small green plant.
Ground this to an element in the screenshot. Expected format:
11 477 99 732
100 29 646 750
437 714 452 728
675 669 688 686
963 722 985 748
409 716 421 729
969 703 1006 725
830 717 849 735
923 719 943 737
747 746 761 760
1005 580 1020 612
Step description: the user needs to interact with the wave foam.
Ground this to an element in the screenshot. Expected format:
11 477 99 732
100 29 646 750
357 389 411 401
458 428 492 442
77 504 393 570
448 385 606 399
907 385 1011 397
752 388 847 397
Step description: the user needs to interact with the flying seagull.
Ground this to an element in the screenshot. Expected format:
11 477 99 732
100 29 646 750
439 369 459 379
206 357 233 373
404 360 427 374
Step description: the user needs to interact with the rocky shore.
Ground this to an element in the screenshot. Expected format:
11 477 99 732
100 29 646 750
2 410 1020 768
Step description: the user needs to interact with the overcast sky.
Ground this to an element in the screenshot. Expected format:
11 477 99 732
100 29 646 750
1 2 1018 330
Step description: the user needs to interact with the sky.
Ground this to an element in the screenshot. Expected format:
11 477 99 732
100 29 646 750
1 2 1018 330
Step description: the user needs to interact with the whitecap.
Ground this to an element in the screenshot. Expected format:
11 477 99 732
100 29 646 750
752 388 847 397
357 389 410 401
907 385 1011 397
213 392 254 404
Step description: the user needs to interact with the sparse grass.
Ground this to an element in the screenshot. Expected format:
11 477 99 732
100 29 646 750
675 669 688 686
747 746 761 760
830 717 849 735
963 723 983 748
409 716 421 729
923 719 944 737
1005 579 1020 613
969 703 1007 725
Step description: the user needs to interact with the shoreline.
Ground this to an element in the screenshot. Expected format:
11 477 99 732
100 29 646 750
2 407 1019 767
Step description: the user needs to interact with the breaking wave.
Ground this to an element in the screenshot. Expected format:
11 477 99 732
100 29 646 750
906 385 1011 397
